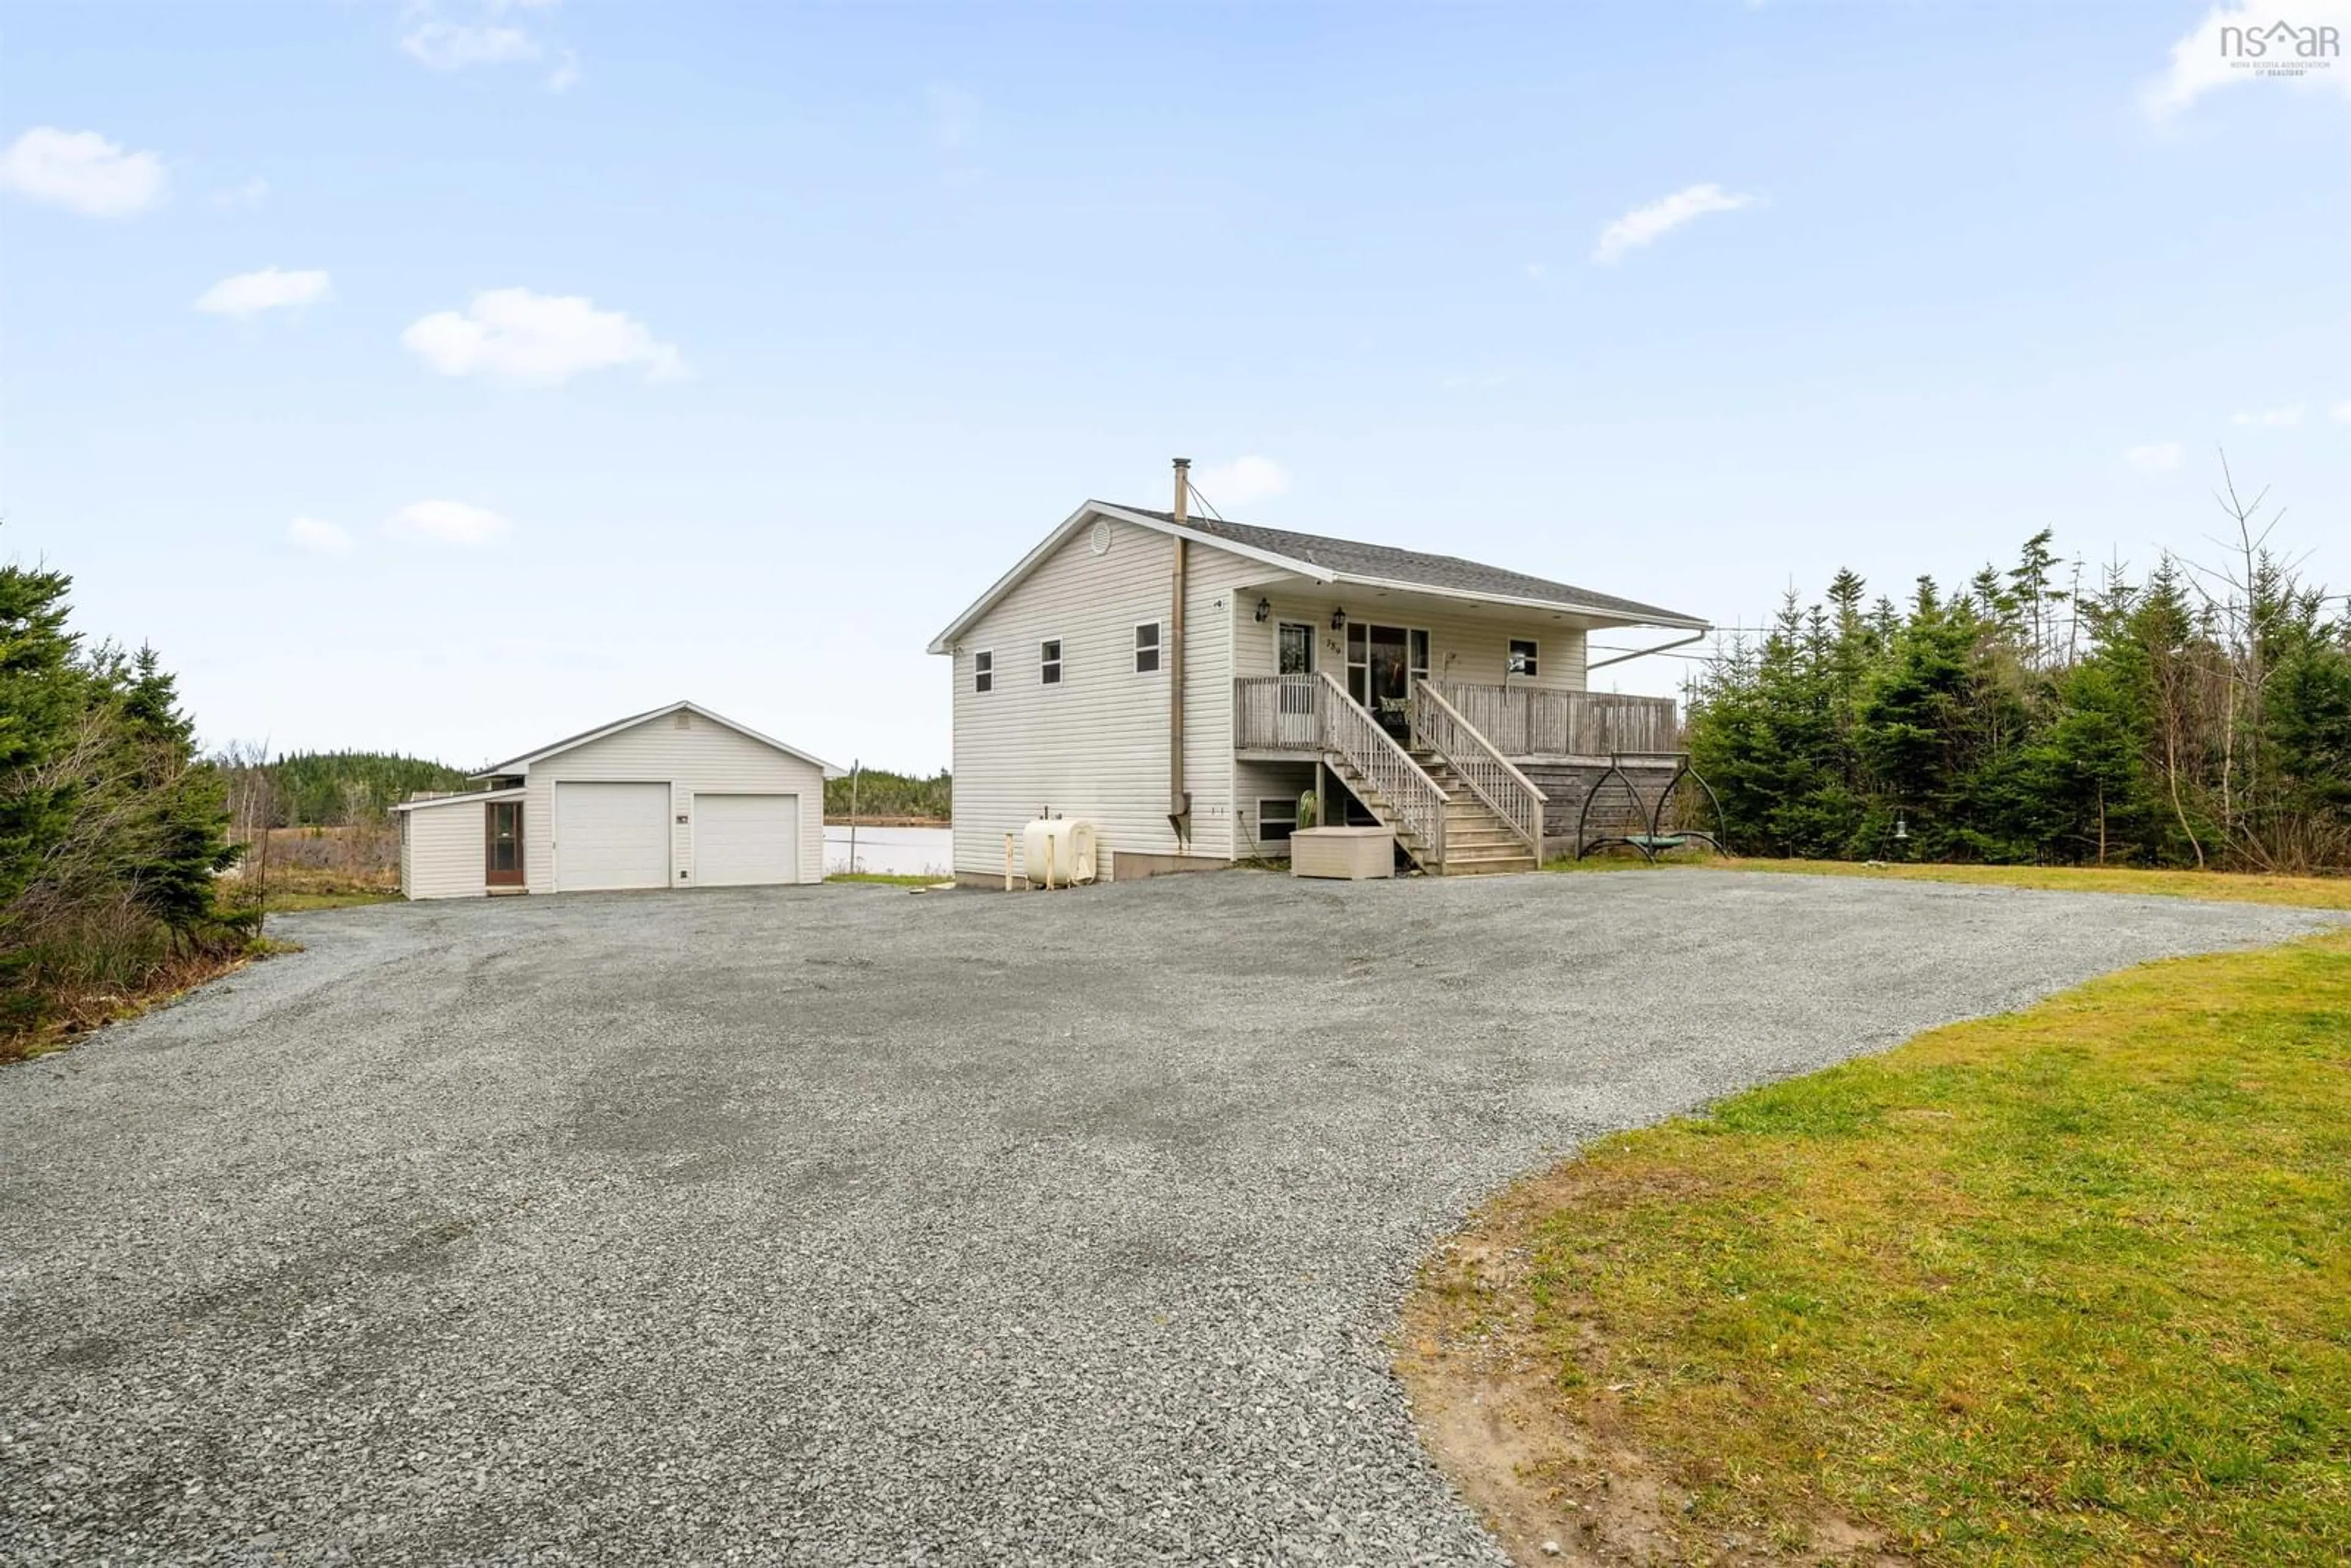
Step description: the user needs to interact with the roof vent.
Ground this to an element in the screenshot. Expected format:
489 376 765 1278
673 710 692 729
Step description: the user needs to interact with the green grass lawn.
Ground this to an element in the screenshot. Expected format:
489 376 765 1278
824 871 947 887
1545 852 2351 912
1404 929 2351 1564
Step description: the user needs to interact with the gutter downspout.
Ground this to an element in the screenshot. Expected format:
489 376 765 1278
1585 628 1709 672
1168 457 1192 838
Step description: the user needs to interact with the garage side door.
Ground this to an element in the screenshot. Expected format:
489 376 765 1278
694 793 801 887
553 782 671 891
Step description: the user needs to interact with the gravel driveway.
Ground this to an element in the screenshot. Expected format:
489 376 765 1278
2 871 2338 1565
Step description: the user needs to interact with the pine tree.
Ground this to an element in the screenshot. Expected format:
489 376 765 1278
2 546 244 1032
111 646 239 937
1682 503 2341 871
2264 622 2351 823
0 557 84 910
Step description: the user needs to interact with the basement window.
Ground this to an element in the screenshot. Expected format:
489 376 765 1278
1134 621 1162 674
1507 638 1539 678
973 650 993 693
1041 638 1063 685
1257 797 1297 846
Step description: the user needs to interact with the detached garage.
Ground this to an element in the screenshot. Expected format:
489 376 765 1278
394 701 843 900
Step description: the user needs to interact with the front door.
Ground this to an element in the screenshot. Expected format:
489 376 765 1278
1277 621 1316 715
1368 625 1409 732
1278 620 1316 678
485 800 523 887
1348 625 1429 736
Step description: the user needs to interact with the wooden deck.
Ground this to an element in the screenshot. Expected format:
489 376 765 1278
1234 677 1679 761
1232 677 1709 872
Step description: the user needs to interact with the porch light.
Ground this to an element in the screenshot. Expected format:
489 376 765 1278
1330 606 1347 630
1893 812 1910 842
1254 597 1270 624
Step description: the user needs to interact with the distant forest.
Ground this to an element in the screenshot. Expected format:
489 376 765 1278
825 767 950 821
218 751 474 829
211 750 949 826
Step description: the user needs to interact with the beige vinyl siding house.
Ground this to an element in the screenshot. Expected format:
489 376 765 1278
930 473 1709 881
944 513 1261 877
397 787 522 900
393 702 841 899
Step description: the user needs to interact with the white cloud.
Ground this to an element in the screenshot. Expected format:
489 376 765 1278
0 127 167 217
288 517 354 555
2124 441 2183 473
2331 399 2351 423
388 500 514 547
400 0 565 73
2145 0 2351 116
1592 183 1758 265
196 268 332 318
1193 456 1289 508
212 178 269 211
403 20 537 69
401 287 686 386
2231 404 2305 427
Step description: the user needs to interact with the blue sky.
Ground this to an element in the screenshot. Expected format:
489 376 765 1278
3 1 2346 772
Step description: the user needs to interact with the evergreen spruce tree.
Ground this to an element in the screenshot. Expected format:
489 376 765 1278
2 546 244 1032
113 645 240 938
0 557 84 911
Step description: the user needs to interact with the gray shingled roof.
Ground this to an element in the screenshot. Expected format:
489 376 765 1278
1117 506 1707 627
471 701 844 779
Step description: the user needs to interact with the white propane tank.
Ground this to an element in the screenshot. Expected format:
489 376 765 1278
1021 818 1098 887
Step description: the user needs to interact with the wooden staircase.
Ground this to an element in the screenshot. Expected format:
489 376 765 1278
1324 746 1540 876
1411 746 1542 874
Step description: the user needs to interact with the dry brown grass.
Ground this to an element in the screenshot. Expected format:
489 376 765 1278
1548 854 2351 912
224 825 399 910
0 942 263 1064
1710 857 2351 910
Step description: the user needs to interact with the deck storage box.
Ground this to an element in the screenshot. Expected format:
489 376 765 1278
1289 826 1395 880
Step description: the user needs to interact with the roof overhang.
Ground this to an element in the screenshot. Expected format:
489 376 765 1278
1314 573 1711 631
391 786 525 814
471 700 847 779
926 500 1708 651
926 501 1337 655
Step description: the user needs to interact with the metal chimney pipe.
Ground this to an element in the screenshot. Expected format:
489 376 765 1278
1168 458 1191 834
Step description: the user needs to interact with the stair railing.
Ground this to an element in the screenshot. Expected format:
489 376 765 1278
1316 672 1447 864
1410 678 1546 858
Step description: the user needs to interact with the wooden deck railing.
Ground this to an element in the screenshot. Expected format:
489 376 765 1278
1238 677 1679 759
1425 681 1678 757
1233 674 1324 753
1410 679 1545 857
1232 677 1451 858
1314 673 1448 861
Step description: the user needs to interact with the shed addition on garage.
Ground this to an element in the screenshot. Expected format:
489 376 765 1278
392 701 843 900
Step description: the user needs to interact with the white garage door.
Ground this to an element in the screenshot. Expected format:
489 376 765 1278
694 793 801 887
553 782 672 891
